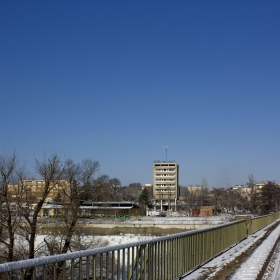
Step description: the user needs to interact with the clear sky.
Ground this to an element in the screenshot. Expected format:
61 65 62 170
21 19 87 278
1 1 280 188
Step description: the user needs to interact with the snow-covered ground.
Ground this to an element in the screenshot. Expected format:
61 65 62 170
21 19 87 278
231 222 280 280
182 220 280 280
83 215 234 225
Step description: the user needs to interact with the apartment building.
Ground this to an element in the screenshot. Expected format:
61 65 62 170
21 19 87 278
232 181 280 201
7 179 70 206
153 161 179 211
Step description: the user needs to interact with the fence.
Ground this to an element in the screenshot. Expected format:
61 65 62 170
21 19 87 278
251 212 280 234
0 213 279 280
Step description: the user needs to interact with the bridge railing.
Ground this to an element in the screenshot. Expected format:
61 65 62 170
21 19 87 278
0 213 278 280
251 212 280 234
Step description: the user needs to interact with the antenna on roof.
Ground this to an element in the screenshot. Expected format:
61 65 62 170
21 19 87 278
165 145 168 161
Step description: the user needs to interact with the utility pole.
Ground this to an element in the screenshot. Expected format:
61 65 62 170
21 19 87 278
165 145 170 214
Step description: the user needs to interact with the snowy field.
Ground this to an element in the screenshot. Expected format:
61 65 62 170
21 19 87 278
83 215 234 225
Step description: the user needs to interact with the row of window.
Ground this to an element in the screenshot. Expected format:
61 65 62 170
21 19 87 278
155 174 176 177
155 169 176 172
155 184 176 187
155 179 174 182
155 189 176 192
154 199 176 203
154 195 176 199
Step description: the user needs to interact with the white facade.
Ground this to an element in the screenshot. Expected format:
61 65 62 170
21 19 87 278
153 161 179 211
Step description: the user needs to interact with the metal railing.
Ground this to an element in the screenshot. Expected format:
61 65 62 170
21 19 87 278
251 212 280 234
0 213 278 280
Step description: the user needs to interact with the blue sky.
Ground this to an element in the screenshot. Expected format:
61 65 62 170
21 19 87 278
1 1 280 188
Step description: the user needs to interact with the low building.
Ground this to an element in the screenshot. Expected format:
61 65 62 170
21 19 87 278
81 201 141 217
41 201 141 218
192 206 215 217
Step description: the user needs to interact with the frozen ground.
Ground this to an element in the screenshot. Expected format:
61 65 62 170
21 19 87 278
82 215 234 225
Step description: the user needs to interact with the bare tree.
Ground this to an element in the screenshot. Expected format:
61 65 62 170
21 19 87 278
57 158 99 251
184 185 210 216
258 181 280 215
109 178 122 201
246 174 258 214
46 158 100 278
121 183 142 202
210 188 222 215
13 154 64 279
0 152 20 263
221 188 246 214
92 174 112 202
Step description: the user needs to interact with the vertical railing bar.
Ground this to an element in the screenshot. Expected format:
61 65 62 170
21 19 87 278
112 251 115 280
127 246 130 279
132 245 135 279
100 253 103 280
117 250 120 280
136 246 139 279
163 240 167 279
152 243 156 280
183 235 185 273
21 269 24 280
32 266 36 280
79 257 82 280
170 239 174 278
182 236 185 274
53 263 57 280
149 243 153 280
42 265 46 280
153 243 156 279
177 237 180 276
71 259 74 280
155 241 158 279
106 252 109 280
159 241 162 279
170 239 173 278
180 237 185 274
175 238 178 277
158 241 161 279
86 256 90 280
157 241 160 279
122 248 125 280
166 240 169 280
139 245 142 280
173 238 176 278
143 245 147 280
92 255 96 280
174 238 177 278
179 236 182 275
63 261 66 280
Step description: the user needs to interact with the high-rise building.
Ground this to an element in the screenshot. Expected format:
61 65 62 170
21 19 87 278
153 161 179 211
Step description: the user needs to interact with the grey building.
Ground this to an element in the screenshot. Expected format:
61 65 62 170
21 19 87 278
153 161 179 211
